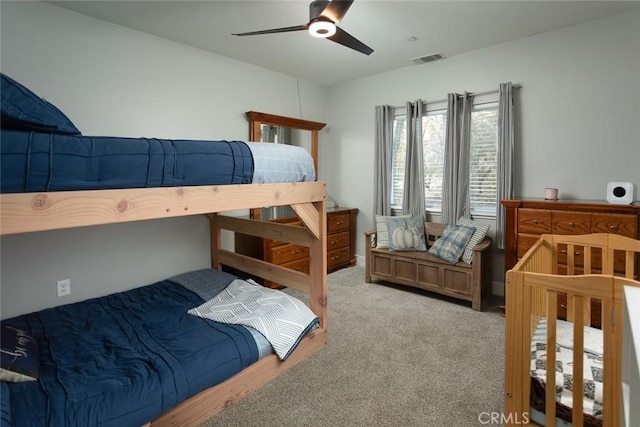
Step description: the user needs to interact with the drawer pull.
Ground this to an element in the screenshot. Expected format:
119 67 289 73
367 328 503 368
568 222 575 228
336 221 343 225
560 304 567 309
532 219 539 225
330 240 339 245
290 250 300 255
610 225 617 231
330 255 339 260
560 250 581 255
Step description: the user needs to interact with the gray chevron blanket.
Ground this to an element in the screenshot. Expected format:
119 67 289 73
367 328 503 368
187 279 319 361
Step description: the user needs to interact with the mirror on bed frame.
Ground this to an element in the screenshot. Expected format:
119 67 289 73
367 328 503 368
245 111 326 220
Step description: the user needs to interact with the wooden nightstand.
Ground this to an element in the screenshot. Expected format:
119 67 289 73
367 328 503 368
235 207 358 288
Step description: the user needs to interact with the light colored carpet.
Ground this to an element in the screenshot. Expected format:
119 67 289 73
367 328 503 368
201 265 505 427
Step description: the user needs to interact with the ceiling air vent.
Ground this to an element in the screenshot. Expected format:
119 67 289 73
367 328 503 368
411 53 446 65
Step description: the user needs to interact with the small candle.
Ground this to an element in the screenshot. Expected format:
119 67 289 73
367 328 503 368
544 188 558 200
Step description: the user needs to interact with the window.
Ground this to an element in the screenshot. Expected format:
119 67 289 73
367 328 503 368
391 103 498 216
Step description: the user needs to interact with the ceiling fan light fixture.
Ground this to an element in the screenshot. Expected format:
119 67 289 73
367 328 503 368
309 18 336 38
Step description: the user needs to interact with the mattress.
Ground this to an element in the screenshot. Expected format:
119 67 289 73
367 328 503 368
0 269 274 427
0 130 316 194
530 318 604 427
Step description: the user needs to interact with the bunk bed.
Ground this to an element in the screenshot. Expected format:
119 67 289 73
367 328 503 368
504 233 640 427
0 73 328 426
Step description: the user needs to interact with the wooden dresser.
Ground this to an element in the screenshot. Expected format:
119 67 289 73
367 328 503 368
502 199 640 272
235 207 358 288
501 199 640 326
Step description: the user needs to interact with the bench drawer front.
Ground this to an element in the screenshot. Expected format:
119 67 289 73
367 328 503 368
443 269 471 295
371 253 393 279
394 258 417 285
417 263 439 289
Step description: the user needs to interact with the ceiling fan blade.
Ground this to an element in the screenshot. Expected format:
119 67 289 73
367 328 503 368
232 24 308 37
320 0 354 24
328 26 373 55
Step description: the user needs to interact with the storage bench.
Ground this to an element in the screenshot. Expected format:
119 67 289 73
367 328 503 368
365 222 492 311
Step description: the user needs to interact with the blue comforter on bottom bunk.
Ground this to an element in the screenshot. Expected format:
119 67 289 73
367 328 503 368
0 271 260 427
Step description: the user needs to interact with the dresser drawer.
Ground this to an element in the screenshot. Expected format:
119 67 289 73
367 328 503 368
518 209 551 234
517 234 543 258
552 211 591 235
328 231 350 251
270 244 309 264
328 213 350 233
591 213 637 237
328 246 351 269
282 257 310 274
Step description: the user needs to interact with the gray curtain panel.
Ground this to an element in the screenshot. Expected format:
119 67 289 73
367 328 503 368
374 105 395 216
496 82 515 250
441 92 474 224
402 100 425 220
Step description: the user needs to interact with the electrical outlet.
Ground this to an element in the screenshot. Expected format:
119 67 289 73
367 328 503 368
57 279 71 297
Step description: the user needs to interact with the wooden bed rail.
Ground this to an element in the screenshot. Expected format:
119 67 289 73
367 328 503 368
209 200 328 330
0 182 326 235
505 233 640 427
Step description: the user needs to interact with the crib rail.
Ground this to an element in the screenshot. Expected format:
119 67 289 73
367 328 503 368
504 233 640 427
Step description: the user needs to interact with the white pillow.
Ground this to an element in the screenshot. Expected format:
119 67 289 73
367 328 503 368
456 217 490 264
375 214 411 248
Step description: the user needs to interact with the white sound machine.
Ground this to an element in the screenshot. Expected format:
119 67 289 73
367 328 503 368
606 182 634 205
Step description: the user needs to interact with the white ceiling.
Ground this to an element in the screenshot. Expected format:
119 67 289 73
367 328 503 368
49 1 640 87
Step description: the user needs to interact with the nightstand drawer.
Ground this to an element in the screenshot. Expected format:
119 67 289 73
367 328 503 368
328 213 350 233
327 246 351 269
328 231 350 250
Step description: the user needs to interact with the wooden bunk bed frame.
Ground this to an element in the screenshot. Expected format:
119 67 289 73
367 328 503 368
504 233 640 427
0 181 328 426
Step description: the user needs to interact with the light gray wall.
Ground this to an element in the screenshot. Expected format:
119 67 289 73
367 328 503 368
0 1 328 319
2 3 639 317
323 9 640 292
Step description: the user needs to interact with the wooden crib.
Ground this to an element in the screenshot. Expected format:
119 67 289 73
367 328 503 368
504 233 640 427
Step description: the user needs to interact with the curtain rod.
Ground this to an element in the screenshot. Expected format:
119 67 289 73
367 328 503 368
391 84 522 109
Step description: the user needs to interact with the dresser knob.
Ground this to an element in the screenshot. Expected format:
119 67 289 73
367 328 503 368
610 225 617 231
532 219 539 225
569 222 575 228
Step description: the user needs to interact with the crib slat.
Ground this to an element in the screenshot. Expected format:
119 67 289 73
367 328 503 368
572 295 584 426
583 246 592 274
546 291 558 427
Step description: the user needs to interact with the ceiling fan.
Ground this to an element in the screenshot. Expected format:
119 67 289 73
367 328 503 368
232 0 373 55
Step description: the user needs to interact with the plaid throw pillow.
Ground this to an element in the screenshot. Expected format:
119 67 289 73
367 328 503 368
428 224 475 264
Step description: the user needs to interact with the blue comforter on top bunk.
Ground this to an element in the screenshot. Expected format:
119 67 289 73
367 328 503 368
0 130 254 193
0 73 316 194
0 270 260 427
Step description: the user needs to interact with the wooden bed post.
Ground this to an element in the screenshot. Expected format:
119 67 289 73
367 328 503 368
209 213 221 269
504 268 527 425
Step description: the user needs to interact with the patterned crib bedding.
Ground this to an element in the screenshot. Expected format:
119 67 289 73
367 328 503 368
530 318 604 421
